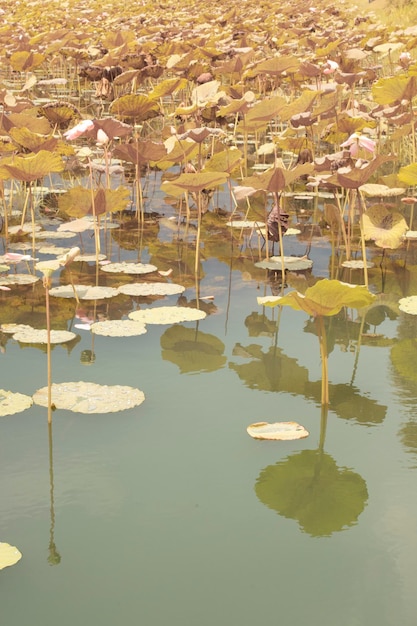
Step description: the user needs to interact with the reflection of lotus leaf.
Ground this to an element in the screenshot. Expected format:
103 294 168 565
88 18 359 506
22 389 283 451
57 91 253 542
229 344 309 393
33 381 145 413
391 339 417 382
0 542 22 570
306 382 387 425
399 420 417 460
160 325 226 373
255 450 368 536
0 389 33 417
244 312 277 337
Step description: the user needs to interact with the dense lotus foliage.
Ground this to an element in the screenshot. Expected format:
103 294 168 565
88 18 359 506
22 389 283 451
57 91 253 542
1 0 417 420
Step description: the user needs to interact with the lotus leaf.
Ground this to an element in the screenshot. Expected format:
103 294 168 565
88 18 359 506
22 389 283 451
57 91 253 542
398 296 417 315
90 320 147 337
117 282 185 296
255 256 313 271
0 389 33 417
49 285 119 300
160 325 225 373
361 206 408 249
0 150 64 182
100 262 157 275
11 327 77 344
260 279 375 316
247 421 309 440
33 381 145 413
0 274 39 286
129 306 206 324
0 542 22 569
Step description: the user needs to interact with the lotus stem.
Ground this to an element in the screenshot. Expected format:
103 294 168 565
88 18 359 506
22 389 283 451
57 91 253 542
316 315 329 406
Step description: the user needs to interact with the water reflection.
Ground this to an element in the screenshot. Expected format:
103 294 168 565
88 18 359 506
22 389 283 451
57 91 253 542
160 324 226 374
47 420 61 566
255 410 369 537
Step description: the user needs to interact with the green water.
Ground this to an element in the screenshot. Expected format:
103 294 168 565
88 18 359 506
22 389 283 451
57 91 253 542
1 220 417 626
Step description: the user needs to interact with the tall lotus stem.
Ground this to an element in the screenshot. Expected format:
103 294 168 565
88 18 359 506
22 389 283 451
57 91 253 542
316 315 329 406
44 274 53 424
357 191 369 288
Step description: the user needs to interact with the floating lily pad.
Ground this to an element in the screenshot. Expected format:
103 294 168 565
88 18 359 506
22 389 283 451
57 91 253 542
0 542 22 570
226 220 265 229
33 381 145 413
341 260 375 269
35 231 77 239
0 389 33 416
284 228 302 236
129 306 206 324
49 285 119 300
359 184 405 197
117 282 185 297
398 295 417 315
38 245 71 255
75 253 107 262
0 274 39 286
255 256 313 271
90 320 147 337
405 231 417 240
247 421 309 440
8 224 41 234
100 262 157 274
11 327 77 344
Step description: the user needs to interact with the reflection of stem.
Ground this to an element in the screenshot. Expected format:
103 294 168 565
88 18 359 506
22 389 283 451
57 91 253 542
318 404 328 453
350 313 366 386
47 420 61 566
357 192 369 288
316 315 329 406
45 277 52 424
195 191 202 277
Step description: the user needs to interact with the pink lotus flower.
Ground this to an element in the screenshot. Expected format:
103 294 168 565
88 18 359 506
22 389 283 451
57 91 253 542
64 119 94 140
323 60 339 75
340 133 376 157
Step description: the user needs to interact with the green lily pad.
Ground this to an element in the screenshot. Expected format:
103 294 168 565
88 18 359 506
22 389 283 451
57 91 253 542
11 327 77 344
49 285 119 300
33 381 145 413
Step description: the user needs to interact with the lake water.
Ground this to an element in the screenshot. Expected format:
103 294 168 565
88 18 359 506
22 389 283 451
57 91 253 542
1 194 417 626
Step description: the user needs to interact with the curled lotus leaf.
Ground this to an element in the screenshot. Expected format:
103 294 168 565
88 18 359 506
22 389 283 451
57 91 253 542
33 381 145 413
90 320 147 337
117 282 185 296
11 327 77 344
0 542 22 570
49 285 119 300
0 389 33 417
247 421 309 440
361 205 408 249
109 94 160 121
100 262 157 275
260 279 375 317
129 306 206 324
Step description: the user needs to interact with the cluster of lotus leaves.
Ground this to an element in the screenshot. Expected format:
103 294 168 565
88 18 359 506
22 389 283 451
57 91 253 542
258 279 376 317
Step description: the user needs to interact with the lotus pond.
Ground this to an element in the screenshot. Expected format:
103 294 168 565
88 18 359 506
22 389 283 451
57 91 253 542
2 0 417 624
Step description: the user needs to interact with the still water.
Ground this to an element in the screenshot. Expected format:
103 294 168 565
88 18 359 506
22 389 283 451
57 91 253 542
1 201 417 626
